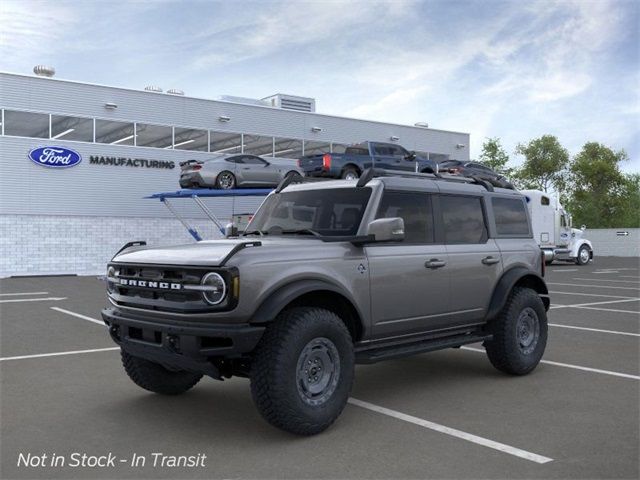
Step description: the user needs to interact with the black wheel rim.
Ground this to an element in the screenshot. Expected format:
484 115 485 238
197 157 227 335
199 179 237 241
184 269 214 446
218 173 234 189
296 337 341 406
516 307 540 355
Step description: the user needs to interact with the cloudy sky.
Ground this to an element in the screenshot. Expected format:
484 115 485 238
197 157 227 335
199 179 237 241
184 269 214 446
1 0 638 171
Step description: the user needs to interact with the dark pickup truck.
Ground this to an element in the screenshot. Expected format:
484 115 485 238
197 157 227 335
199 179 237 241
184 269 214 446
298 141 438 180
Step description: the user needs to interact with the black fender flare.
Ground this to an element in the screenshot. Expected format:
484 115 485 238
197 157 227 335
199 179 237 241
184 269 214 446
251 279 362 324
485 267 549 321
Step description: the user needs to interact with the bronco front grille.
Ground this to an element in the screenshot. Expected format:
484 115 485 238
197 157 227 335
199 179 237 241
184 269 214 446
107 263 234 314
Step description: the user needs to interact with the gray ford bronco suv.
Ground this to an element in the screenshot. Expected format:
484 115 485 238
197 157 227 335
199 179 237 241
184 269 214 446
102 169 550 435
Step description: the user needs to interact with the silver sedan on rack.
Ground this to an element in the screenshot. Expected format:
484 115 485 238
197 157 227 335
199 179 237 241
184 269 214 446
179 154 304 190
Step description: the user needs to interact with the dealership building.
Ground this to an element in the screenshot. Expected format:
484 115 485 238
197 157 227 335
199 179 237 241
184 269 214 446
0 69 470 277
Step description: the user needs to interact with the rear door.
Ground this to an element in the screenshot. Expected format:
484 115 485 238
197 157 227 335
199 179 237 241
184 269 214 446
438 193 502 326
366 189 451 339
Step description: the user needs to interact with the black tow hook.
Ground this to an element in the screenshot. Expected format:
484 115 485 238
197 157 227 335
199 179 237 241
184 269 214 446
166 334 180 353
109 325 121 341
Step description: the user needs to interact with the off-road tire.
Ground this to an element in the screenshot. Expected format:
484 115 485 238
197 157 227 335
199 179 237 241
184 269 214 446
484 287 547 375
576 245 590 265
215 171 236 189
121 350 202 395
250 307 354 435
341 167 360 180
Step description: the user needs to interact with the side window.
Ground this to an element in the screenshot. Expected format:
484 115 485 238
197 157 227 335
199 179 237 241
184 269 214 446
541 196 550 206
376 191 434 243
492 197 530 236
373 145 390 156
225 156 243 164
242 156 266 165
389 145 408 157
441 195 488 244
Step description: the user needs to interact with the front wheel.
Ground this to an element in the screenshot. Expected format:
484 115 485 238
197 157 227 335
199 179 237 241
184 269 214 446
576 245 591 265
121 350 202 395
485 287 548 375
216 171 236 189
250 307 354 435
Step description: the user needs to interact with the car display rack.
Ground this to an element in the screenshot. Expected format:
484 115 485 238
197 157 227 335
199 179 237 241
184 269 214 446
146 188 273 241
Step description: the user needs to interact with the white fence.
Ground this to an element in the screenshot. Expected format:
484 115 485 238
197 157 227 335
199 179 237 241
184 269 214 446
586 228 640 257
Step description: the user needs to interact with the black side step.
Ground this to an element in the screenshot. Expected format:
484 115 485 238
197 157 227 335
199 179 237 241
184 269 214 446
355 333 491 364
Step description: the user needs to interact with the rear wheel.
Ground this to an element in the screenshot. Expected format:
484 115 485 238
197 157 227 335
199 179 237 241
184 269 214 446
121 350 202 395
250 307 354 435
576 245 590 265
216 171 236 189
341 167 360 180
484 287 547 375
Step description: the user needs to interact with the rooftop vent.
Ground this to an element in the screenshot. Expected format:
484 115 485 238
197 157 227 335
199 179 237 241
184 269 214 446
144 86 163 92
167 89 184 96
262 94 316 113
33 65 55 77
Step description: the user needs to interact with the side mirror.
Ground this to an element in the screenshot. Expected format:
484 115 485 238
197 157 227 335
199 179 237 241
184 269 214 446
405 150 416 161
581 224 586 231
366 217 405 242
224 223 238 238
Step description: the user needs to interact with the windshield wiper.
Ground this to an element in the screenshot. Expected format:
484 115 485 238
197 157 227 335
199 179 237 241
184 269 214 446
281 229 323 238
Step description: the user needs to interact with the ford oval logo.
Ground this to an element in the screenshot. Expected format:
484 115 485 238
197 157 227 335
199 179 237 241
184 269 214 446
28 146 82 168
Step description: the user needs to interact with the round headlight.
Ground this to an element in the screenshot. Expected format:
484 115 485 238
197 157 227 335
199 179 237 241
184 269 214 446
201 272 226 305
106 266 116 293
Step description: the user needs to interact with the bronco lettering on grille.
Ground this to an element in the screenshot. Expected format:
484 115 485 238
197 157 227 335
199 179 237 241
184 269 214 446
118 278 182 290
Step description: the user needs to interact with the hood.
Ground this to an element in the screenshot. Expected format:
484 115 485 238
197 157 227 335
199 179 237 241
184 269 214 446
112 237 322 267
571 228 585 239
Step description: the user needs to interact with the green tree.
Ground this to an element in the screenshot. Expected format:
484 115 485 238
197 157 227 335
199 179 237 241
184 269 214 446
514 135 569 192
566 142 635 228
478 137 512 176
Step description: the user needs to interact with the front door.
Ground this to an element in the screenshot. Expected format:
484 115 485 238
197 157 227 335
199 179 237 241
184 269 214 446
365 190 450 339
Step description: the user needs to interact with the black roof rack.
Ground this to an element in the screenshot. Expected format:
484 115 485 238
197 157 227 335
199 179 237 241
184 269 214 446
356 168 515 191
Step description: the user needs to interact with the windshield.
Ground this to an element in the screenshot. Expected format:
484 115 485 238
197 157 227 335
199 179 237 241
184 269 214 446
246 188 372 237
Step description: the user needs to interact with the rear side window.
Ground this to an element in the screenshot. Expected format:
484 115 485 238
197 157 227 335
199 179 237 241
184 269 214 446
376 191 434 243
492 198 530 236
441 195 487 244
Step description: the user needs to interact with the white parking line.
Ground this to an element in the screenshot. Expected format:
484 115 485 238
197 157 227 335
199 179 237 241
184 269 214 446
51 307 105 326
0 297 67 304
550 298 640 309
549 323 640 337
348 398 553 464
0 291 49 296
461 347 640 380
0 347 119 362
572 278 640 284
571 306 639 315
547 282 640 291
593 271 620 274
549 291 637 299
549 269 578 273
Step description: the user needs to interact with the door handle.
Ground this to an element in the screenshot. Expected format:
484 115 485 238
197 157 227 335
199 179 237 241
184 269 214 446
425 259 446 269
482 256 500 265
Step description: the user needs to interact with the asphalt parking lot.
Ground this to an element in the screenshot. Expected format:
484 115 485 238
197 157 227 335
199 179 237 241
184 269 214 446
1 257 638 479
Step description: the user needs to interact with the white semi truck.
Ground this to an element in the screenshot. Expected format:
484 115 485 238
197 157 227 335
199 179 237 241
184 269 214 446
521 190 593 266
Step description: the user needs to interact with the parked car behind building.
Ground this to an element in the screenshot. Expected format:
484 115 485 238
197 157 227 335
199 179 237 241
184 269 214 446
179 154 303 189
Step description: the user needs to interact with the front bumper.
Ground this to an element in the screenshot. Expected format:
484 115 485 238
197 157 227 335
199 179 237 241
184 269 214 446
102 307 265 378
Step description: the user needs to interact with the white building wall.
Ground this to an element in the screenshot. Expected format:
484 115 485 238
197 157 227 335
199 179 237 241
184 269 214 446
586 228 640 258
0 215 224 277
